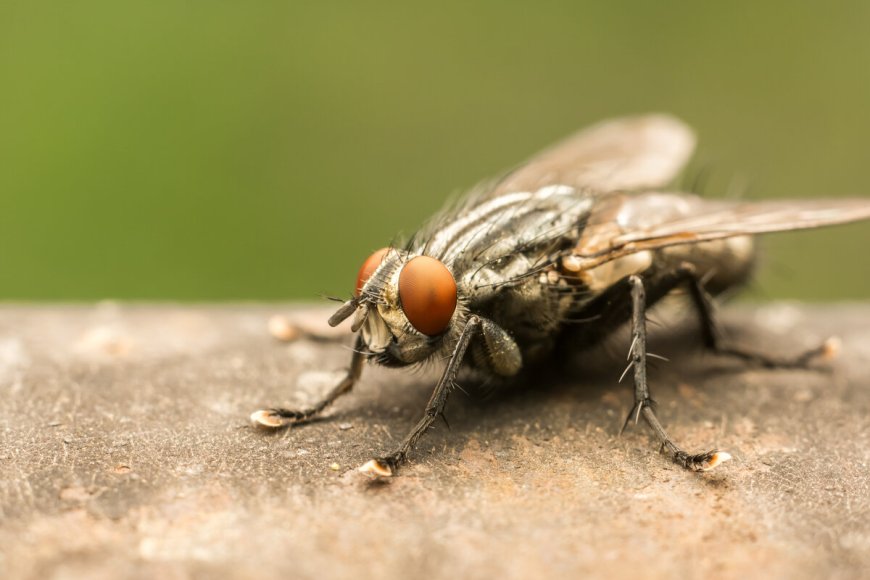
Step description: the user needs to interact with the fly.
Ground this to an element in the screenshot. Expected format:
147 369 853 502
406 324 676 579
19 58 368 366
251 114 870 477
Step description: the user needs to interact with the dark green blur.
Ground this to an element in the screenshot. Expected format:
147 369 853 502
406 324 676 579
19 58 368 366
1 1 868 301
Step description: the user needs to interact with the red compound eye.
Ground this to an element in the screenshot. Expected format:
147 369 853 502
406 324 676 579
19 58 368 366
398 256 457 336
355 248 390 296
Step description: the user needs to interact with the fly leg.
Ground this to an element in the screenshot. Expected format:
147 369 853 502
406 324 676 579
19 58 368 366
684 271 836 368
250 336 366 429
624 275 731 471
358 316 483 478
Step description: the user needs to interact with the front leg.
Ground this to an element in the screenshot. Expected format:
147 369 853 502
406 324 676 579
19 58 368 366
359 316 484 477
251 335 366 429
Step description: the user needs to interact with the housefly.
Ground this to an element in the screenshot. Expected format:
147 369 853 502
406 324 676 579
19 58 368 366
252 114 870 477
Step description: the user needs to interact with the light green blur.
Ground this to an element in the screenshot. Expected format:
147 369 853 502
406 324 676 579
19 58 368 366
1 1 868 301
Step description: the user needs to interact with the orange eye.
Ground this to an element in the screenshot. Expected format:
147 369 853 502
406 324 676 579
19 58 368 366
355 248 390 296
398 256 457 336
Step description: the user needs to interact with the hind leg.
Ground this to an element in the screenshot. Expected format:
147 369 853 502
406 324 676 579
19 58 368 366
683 270 836 367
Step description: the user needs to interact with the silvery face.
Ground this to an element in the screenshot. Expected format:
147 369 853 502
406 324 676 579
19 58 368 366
354 250 450 366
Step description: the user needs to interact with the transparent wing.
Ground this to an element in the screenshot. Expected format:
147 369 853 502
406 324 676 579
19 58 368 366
417 114 696 246
490 114 696 197
572 194 870 269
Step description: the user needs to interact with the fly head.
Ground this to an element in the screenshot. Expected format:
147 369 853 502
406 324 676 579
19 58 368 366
329 248 461 366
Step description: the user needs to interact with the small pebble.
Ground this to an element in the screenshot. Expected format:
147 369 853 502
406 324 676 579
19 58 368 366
338 423 353 431
794 389 814 403
329 462 340 471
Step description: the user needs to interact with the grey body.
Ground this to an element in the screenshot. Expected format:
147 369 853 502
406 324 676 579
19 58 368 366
353 115 870 379
448 191 754 372
403 188 754 376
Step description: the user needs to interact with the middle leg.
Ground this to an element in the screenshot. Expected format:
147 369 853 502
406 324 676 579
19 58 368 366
625 274 730 471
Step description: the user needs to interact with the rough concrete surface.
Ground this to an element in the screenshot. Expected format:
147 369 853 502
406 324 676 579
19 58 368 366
1 303 869 580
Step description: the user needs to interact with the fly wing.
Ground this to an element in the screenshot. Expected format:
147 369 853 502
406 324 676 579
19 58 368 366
571 195 870 269
416 115 696 255
620 198 870 241
490 114 696 197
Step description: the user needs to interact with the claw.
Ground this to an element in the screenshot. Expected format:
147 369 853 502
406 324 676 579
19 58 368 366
358 459 393 478
250 409 291 429
822 336 841 361
267 315 301 342
696 450 732 471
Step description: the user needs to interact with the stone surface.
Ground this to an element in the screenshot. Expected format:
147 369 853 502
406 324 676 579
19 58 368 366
1 303 869 579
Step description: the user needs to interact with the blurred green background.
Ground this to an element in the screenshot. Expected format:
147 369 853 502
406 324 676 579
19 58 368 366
1 1 868 301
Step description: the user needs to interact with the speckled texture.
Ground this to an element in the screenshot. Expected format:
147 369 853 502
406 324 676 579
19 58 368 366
1 303 869 580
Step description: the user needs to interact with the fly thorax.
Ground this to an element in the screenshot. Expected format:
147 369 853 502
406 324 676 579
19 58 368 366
461 252 538 303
